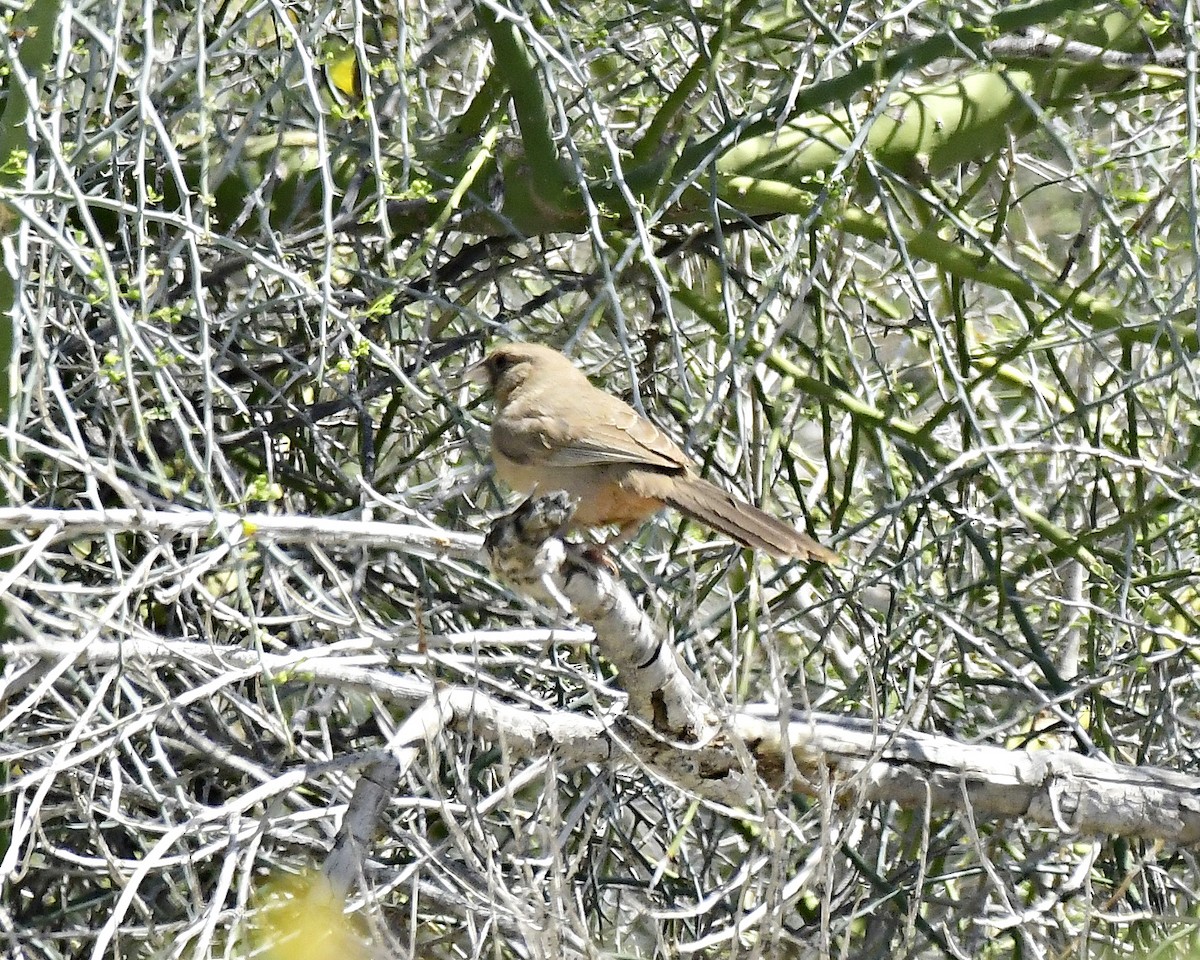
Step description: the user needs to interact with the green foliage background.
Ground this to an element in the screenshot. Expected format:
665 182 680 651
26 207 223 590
2 0 1199 956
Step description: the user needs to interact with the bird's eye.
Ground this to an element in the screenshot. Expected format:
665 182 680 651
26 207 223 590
491 355 512 373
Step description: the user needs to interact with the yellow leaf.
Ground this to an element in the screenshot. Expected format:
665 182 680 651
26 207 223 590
252 871 370 960
325 50 361 103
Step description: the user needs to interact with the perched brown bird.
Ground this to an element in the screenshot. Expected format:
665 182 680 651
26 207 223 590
469 342 836 562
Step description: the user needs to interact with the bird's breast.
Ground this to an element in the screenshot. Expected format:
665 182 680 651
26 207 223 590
491 451 665 529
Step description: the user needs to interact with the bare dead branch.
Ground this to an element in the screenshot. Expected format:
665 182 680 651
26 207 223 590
485 495 1200 846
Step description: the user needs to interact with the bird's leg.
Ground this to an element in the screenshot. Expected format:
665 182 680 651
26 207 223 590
571 522 633 573
602 522 641 549
580 522 638 573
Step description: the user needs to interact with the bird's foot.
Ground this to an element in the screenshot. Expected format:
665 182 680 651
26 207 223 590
581 543 619 575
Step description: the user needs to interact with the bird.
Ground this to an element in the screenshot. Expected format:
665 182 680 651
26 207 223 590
468 342 836 562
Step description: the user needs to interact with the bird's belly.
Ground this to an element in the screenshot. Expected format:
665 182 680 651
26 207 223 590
493 456 663 528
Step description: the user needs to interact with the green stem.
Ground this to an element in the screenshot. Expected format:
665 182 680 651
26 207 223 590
631 0 758 168
475 3 569 209
679 0 1148 174
692 183 1192 353
744 340 1107 578
0 0 62 888
0 0 62 409
845 207 1195 351
0 0 62 531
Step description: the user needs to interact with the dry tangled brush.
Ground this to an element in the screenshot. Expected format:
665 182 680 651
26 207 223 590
4 1 1200 958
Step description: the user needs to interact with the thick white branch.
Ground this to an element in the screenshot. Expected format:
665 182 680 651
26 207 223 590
485 496 1200 844
734 712 1200 845
484 495 715 732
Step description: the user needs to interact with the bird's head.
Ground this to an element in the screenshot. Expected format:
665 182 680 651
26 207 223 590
466 342 583 407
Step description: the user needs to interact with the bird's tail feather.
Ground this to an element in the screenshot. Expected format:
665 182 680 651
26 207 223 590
664 476 836 562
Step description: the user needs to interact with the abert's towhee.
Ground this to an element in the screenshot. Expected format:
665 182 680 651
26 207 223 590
469 342 836 562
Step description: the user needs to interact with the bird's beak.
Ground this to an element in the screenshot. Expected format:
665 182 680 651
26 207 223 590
460 357 490 388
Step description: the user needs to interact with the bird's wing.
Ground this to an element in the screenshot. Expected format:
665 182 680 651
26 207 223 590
494 399 689 473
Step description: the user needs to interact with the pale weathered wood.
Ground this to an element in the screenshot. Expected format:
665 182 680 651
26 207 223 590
486 495 1200 845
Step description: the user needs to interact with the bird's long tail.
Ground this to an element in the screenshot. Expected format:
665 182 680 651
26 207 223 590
663 476 837 562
